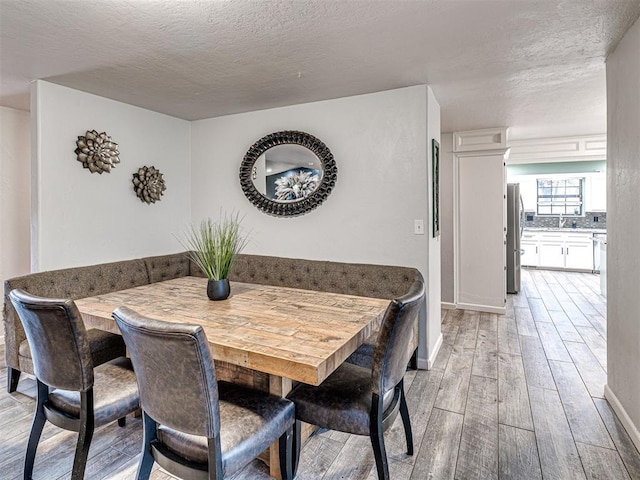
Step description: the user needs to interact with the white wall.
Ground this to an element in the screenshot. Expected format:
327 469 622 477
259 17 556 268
0 107 30 283
605 16 640 450
425 87 442 365
440 133 454 305
32 81 191 271
191 85 442 366
0 106 31 339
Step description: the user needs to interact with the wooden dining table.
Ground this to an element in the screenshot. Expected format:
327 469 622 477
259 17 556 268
75 276 389 479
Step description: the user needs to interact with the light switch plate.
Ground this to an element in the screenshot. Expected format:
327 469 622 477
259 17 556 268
414 219 425 235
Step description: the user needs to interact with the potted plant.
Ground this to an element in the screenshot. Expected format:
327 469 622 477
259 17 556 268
180 213 248 300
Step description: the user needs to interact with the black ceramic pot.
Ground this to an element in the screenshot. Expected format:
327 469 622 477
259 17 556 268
207 278 230 301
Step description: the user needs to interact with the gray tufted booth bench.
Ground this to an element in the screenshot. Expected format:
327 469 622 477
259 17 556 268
4 252 423 393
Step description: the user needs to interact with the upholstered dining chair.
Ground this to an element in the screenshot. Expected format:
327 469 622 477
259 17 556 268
8 289 140 480
112 306 295 480
7 304 127 394
287 279 425 480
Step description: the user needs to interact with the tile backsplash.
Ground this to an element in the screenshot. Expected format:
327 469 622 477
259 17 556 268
523 211 606 229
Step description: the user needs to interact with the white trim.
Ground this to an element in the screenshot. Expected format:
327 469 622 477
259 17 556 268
508 134 606 165
422 332 443 370
456 302 507 315
453 127 508 152
441 302 456 310
604 384 640 453
453 151 459 312
454 148 511 158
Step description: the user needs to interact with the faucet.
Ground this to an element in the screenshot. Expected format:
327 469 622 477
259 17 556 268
559 215 566 228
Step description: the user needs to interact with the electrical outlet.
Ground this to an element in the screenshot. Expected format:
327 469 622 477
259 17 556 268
593 216 599 222
414 219 425 235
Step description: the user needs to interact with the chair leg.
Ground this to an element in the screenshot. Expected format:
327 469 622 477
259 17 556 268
408 348 418 370
292 420 301 478
8 367 20 393
24 380 48 480
278 425 294 480
207 434 224 480
71 390 94 480
136 412 157 480
369 394 390 480
398 382 413 455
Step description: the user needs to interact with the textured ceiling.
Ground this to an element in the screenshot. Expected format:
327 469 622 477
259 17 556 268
1 0 639 139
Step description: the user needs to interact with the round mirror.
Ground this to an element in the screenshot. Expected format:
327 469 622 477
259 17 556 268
240 131 337 217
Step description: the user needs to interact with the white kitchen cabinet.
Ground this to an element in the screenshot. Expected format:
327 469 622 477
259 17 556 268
522 230 595 271
564 240 593 269
539 241 565 268
521 240 539 266
588 173 607 211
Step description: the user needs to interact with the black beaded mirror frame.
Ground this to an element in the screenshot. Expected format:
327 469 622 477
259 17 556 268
239 130 337 217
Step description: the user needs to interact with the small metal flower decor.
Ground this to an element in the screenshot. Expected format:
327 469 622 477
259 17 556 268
75 130 120 174
132 166 166 204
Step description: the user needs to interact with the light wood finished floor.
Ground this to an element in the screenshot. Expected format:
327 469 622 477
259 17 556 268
1 269 639 479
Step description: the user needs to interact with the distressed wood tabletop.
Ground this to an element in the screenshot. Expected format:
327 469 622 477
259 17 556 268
75 276 389 386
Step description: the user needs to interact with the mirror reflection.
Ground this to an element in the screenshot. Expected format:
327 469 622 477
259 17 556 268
239 130 337 217
252 145 323 202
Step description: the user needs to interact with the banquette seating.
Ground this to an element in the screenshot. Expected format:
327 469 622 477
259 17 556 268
3 252 424 479
4 252 423 393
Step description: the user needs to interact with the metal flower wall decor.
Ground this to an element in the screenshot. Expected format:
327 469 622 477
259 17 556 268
132 166 166 204
75 130 120 173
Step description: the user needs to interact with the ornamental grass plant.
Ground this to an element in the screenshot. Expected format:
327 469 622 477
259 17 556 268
180 213 248 281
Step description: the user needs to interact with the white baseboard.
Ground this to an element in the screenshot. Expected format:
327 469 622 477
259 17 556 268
604 384 640 453
456 302 506 315
441 302 456 310
419 332 443 370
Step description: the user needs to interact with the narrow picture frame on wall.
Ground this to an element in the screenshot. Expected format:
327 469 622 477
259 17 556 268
432 138 440 237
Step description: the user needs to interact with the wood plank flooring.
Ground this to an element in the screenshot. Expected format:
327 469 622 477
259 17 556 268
1 269 639 479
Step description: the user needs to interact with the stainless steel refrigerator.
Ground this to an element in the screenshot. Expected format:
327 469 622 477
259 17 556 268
506 183 522 293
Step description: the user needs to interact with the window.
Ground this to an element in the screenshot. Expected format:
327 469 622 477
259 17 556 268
536 178 584 216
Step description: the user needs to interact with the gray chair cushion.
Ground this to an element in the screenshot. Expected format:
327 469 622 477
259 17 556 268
48 357 139 427
287 362 393 436
156 381 294 477
19 328 125 368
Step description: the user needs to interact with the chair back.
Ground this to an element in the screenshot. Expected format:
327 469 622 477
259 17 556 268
371 279 425 397
113 306 220 438
8 289 94 391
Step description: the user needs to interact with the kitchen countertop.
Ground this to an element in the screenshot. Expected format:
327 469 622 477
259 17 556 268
524 227 607 234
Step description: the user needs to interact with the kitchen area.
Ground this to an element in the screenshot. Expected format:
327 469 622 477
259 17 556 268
507 159 607 297
445 131 608 315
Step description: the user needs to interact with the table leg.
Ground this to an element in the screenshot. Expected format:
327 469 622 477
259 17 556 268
269 375 293 480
